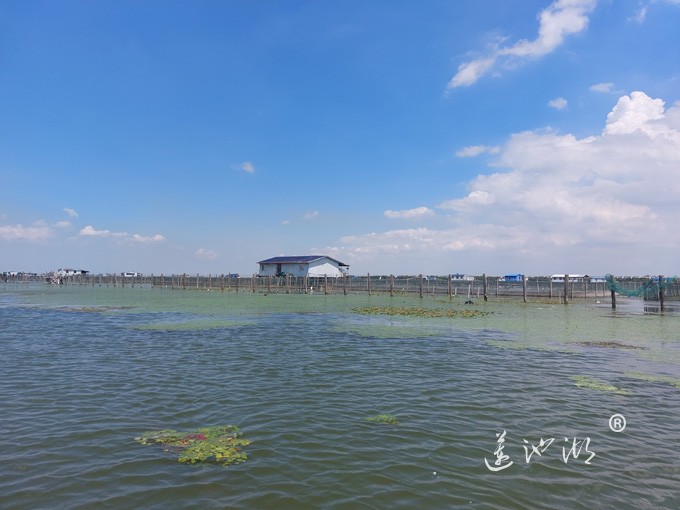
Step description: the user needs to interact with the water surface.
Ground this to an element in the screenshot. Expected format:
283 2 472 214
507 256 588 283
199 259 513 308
1 285 679 509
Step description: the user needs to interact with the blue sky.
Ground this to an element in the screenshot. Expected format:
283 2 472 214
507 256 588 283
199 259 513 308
2 0 679 276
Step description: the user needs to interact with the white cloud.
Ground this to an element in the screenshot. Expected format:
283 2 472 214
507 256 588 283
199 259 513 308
234 161 255 173
604 91 665 135
80 225 117 237
303 211 320 219
79 225 164 243
195 248 218 259
55 220 71 228
548 97 568 110
455 145 501 157
447 0 596 89
439 190 496 211
281 219 291 225
590 82 615 93
330 91 680 274
131 233 166 243
384 207 435 220
63 207 79 218
629 6 648 22
0 223 53 241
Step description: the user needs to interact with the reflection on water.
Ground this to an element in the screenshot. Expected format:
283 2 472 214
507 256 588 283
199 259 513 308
1 285 679 509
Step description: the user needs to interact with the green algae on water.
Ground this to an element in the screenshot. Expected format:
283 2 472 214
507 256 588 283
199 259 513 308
366 414 399 425
626 372 680 390
571 375 630 395
331 322 441 339
135 425 251 466
352 306 489 319
131 320 252 331
575 341 646 350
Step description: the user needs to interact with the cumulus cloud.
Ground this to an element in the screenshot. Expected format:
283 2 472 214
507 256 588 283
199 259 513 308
303 211 320 219
331 91 680 274
63 207 79 218
384 207 435 220
195 248 218 259
447 0 596 90
604 91 665 135
548 97 568 110
456 145 501 157
0 223 53 241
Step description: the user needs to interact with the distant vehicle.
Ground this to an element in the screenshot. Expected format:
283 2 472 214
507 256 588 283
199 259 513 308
122 272 140 277
275 271 291 277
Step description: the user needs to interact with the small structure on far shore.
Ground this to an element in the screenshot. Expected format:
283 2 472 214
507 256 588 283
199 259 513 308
257 255 349 278
450 273 474 281
502 273 524 282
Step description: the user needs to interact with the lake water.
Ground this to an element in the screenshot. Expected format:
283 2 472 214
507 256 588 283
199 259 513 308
1 284 679 509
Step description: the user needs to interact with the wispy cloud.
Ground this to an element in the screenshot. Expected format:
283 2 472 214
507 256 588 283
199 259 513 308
384 206 435 220
79 225 164 242
455 145 501 157
55 220 71 228
0 223 53 241
303 211 320 220
63 207 79 218
131 233 166 243
79 225 122 237
447 0 597 90
590 82 615 93
548 97 568 110
629 6 648 23
233 161 255 173
195 248 218 259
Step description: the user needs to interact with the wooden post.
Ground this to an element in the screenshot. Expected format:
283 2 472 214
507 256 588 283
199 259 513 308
267 275 271 293
522 275 527 302
236 274 240 293
252 274 256 293
343 274 347 295
324 274 328 295
659 275 665 311
483 273 488 301
390 274 395 297
419 274 423 298
563 274 569 304
367 273 371 296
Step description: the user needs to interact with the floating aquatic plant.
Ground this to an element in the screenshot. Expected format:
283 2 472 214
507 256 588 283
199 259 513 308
131 320 251 331
366 414 399 425
135 425 251 466
571 376 630 395
626 372 680 390
331 322 440 339
352 306 489 319
575 341 646 350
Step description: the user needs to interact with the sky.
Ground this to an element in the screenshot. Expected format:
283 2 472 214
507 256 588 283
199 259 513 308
1 0 679 277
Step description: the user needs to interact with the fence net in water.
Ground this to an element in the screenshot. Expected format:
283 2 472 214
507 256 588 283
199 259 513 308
606 274 678 298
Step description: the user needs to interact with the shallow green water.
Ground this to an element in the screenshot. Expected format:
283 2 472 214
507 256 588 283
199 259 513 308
1 284 679 509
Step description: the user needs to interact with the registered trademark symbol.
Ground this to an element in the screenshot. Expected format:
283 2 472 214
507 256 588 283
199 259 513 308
609 414 626 432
